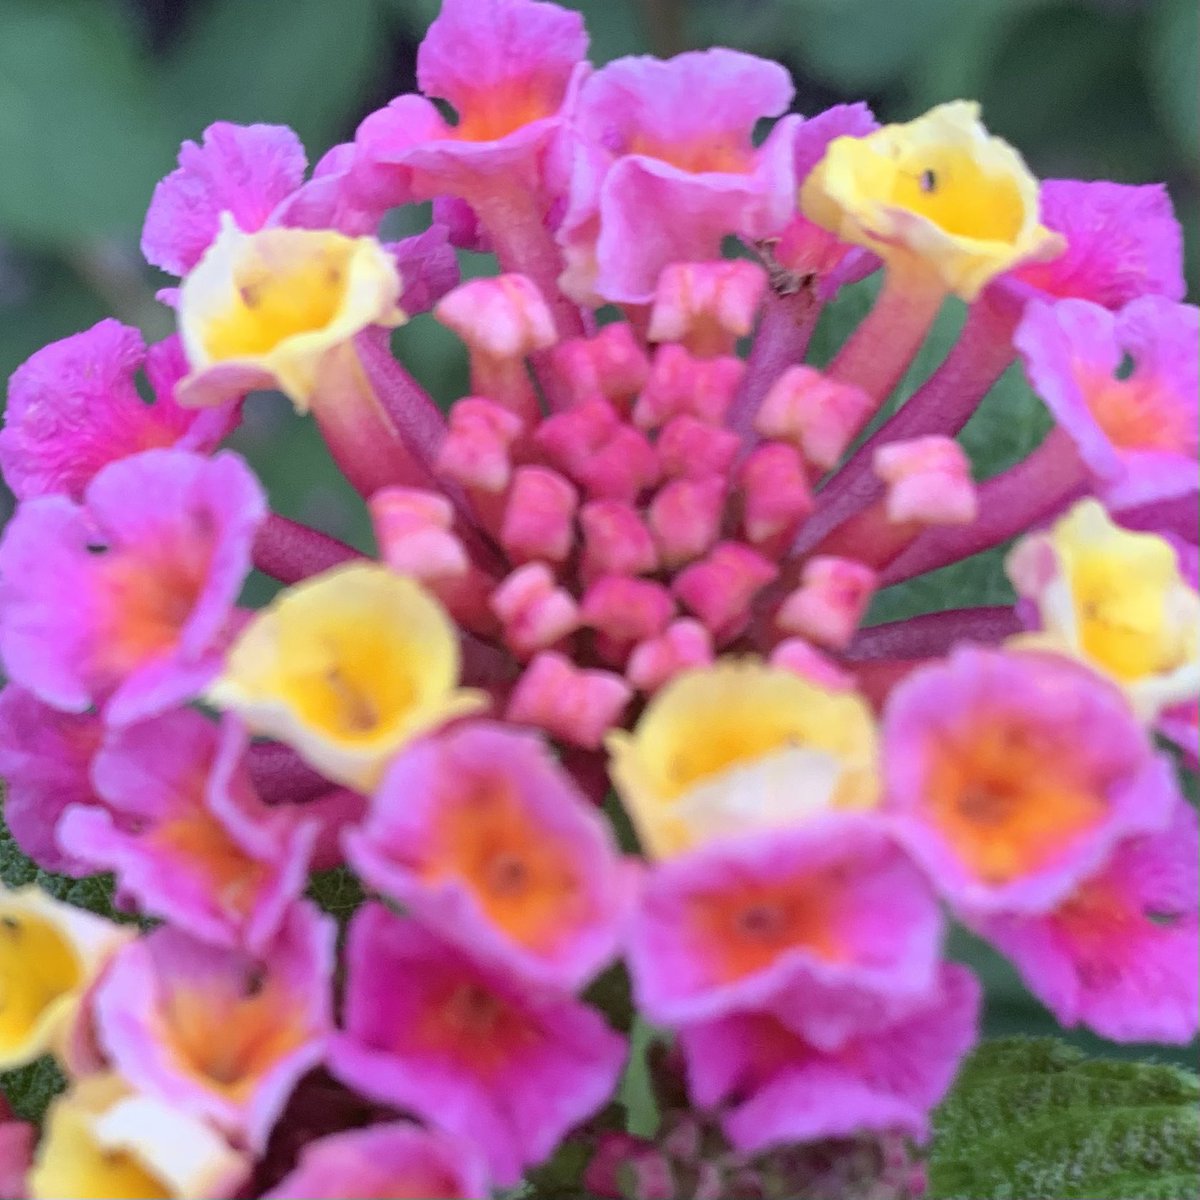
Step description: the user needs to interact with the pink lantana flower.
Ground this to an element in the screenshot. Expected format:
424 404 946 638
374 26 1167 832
0 448 265 726
968 800 1198 1045
58 710 317 952
681 964 981 1152
329 904 626 1187
94 901 334 1151
345 722 635 992
560 48 797 304
627 816 943 1048
0 321 235 504
882 647 1179 914
349 0 587 330
1016 295 1199 510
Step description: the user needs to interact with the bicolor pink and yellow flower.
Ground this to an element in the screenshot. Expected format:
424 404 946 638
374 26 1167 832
94 903 333 1150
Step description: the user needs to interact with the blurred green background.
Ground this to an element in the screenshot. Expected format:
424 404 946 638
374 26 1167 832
0 0 1196 1065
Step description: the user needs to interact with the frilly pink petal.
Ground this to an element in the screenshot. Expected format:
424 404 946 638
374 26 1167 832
0 685 103 874
142 122 307 276
681 964 980 1152
328 906 625 1187
0 321 234 504
1010 180 1186 308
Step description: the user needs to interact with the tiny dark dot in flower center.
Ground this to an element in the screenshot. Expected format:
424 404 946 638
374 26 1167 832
919 169 938 193
486 853 529 896
1115 350 1137 381
1145 908 1181 927
738 903 787 940
957 786 1014 826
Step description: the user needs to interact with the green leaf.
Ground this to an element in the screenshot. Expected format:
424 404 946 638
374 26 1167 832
0 1055 65 1124
164 0 385 155
929 1038 1200 1200
1146 0 1200 168
757 0 972 92
0 0 178 244
305 865 366 921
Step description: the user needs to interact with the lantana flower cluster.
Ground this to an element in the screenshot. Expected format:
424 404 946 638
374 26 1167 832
0 1 1197 1196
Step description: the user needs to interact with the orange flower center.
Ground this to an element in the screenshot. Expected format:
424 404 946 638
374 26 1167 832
97 537 212 673
1078 367 1197 455
454 80 561 142
425 774 584 952
148 813 267 920
628 132 750 175
926 720 1107 883
165 973 308 1100
689 873 843 984
412 975 542 1079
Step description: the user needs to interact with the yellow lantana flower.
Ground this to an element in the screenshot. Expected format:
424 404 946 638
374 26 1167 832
0 887 128 1071
207 563 485 792
177 215 404 411
29 1074 246 1200
606 658 879 858
801 101 1063 300
1007 499 1200 718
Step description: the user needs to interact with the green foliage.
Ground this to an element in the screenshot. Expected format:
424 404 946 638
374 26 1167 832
1147 0 1200 169
305 864 367 920
929 1038 1200 1200
0 1055 65 1124
0 0 177 245
164 0 385 158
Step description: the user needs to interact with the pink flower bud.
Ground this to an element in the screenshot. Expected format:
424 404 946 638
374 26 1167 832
647 475 727 567
738 441 814 548
648 260 767 357
755 365 874 470
776 555 878 649
673 541 778 642
437 398 524 493
489 563 580 659
769 636 855 690
550 322 649 410
369 487 469 579
634 344 744 430
579 500 659 580
655 416 741 480
580 576 675 644
874 435 978 525
500 466 579 565
626 619 713 692
506 651 631 748
434 273 557 360
534 398 620 479
575 425 661 503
